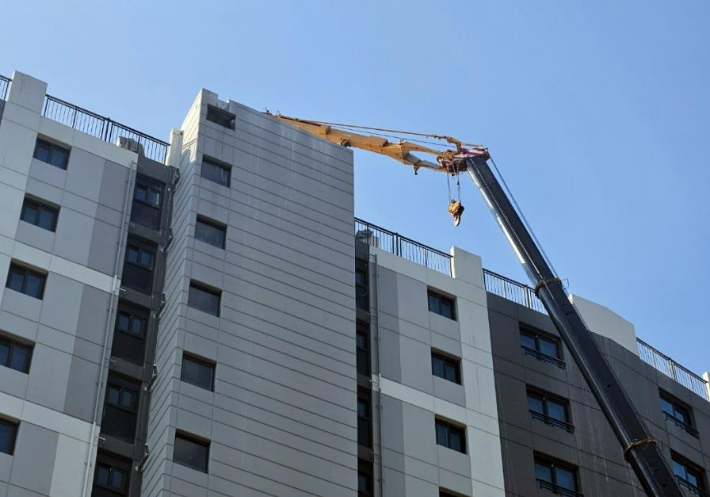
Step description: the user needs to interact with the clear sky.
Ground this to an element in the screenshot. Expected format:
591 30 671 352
4 1 709 374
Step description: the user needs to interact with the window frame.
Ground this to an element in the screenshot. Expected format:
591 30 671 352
358 459 374 497
5 262 46 299
115 309 147 339
357 389 372 448
133 183 163 209
0 333 33 374
427 289 456 320
188 281 222 317
20 197 59 232
105 382 139 414
534 456 580 496
672 452 707 493
200 156 232 188
0 418 18 456
356 320 370 377
527 388 574 433
173 431 210 473
660 391 697 437
431 350 461 384
181 353 216 392
33 137 70 170
435 418 466 454
195 216 227 250
94 462 129 494
125 243 155 271
520 327 566 368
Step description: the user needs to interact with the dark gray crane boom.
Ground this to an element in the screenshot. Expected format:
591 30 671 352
465 154 684 497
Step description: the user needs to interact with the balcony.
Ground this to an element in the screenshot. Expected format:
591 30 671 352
0 74 168 163
353 218 709 402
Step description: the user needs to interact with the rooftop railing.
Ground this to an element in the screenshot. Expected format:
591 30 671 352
42 95 169 163
638 339 708 401
0 75 10 101
354 218 452 276
483 269 547 314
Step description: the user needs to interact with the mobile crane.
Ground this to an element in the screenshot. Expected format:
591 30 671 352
266 113 685 497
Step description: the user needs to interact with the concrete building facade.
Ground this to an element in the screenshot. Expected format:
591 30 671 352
0 70 708 497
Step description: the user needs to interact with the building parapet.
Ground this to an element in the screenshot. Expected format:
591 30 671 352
354 217 709 402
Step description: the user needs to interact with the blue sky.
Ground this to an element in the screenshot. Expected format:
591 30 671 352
4 1 709 374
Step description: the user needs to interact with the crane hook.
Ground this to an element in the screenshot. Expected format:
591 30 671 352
448 199 464 226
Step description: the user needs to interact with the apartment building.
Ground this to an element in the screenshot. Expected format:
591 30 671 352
0 70 708 497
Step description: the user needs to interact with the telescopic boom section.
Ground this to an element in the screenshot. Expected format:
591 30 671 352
268 112 684 496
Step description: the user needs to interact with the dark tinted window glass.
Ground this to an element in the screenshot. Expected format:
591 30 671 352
126 245 153 269
527 394 544 414
660 397 674 416
556 466 576 490
431 352 461 384
520 333 536 349
428 290 455 320
181 354 215 391
20 202 38 225
538 337 558 358
188 283 221 317
547 399 568 422
195 218 226 249
174 433 209 473
435 420 466 453
358 473 369 492
134 185 161 207
0 419 17 455
201 158 231 187
111 469 126 490
6 264 45 299
107 386 120 405
535 461 552 482
96 465 110 486
0 337 32 374
34 139 69 169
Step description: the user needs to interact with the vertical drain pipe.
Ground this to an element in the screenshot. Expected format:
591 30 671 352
80 160 136 497
370 253 385 497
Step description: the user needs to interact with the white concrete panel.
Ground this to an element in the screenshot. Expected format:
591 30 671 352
8 72 47 113
0 184 23 239
50 434 89 497
12 242 116 293
571 293 638 355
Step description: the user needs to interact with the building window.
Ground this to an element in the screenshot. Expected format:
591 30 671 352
355 266 368 310
0 334 32 374
94 458 129 496
34 138 69 169
134 183 161 208
661 392 698 437
6 263 46 299
195 217 226 249
125 244 154 270
428 290 456 320
431 351 461 384
527 389 573 433
131 176 164 230
102 374 140 442
206 105 236 130
181 353 215 392
0 419 18 455
520 328 565 368
122 238 155 294
672 453 706 494
535 456 580 496
358 460 373 497
201 157 231 188
188 282 221 317
20 197 59 232
356 320 370 376
357 391 371 448
111 305 147 365
174 432 209 473
435 419 466 453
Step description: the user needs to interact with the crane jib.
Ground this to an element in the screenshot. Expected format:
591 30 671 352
465 155 684 497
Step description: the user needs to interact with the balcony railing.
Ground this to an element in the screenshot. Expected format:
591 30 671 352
42 95 169 163
676 477 710 497
663 411 700 438
638 339 709 402
0 75 10 101
522 346 566 369
354 218 452 276
530 410 575 434
536 479 583 497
